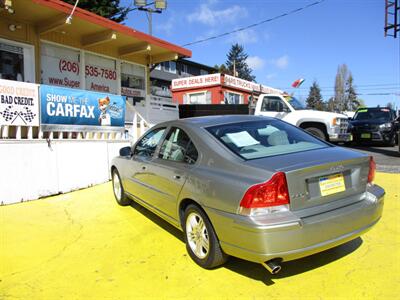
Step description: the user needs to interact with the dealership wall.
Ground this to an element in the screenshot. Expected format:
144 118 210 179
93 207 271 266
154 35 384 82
0 140 129 205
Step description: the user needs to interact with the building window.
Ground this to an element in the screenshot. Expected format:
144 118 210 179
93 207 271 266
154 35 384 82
200 69 208 75
41 43 81 89
181 64 188 75
85 53 118 94
121 62 145 100
163 61 176 74
185 91 211 104
0 39 34 83
224 91 243 104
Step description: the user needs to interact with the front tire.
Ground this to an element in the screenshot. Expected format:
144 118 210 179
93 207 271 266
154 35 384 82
112 169 131 206
304 126 327 141
183 204 228 269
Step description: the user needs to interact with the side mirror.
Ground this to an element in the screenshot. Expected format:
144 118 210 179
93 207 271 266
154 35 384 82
348 117 352 121
119 146 132 157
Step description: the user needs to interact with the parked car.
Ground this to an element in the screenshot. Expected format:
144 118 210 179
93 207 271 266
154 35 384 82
348 107 399 146
111 115 384 274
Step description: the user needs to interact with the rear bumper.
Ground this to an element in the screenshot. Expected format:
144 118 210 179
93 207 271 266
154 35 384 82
205 184 384 263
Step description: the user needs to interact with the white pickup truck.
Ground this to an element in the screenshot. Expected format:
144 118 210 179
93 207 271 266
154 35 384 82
254 94 351 142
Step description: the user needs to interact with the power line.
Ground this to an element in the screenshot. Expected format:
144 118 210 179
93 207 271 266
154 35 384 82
181 0 326 47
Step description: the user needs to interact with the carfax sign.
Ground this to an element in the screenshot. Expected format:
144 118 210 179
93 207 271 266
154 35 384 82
0 79 39 126
40 85 125 132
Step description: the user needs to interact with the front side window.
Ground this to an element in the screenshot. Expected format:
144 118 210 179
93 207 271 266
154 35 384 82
261 97 289 112
206 120 328 160
159 127 198 164
134 127 166 157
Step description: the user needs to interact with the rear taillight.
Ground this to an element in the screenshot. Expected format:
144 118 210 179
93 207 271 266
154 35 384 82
368 156 376 183
239 172 290 215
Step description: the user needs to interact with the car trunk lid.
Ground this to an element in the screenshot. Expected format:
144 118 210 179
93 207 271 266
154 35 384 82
245 147 370 213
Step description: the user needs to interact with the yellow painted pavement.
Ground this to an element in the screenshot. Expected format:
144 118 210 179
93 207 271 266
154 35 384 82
1 173 399 299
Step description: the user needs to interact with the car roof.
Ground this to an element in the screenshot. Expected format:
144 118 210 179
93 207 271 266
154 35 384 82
163 115 274 128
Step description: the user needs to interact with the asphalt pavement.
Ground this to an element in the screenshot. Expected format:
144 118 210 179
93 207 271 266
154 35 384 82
342 144 400 173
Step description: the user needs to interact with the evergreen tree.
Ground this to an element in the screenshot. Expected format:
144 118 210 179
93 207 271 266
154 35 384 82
327 97 336 112
62 0 129 23
213 64 229 74
306 81 324 110
346 73 359 110
225 44 256 82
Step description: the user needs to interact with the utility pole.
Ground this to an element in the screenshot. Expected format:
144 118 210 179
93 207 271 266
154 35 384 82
385 0 400 38
133 0 167 36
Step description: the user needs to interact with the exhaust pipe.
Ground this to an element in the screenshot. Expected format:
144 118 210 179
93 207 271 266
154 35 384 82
262 258 282 274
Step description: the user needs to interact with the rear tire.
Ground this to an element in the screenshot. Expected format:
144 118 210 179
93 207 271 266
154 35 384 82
304 126 327 141
112 169 132 206
183 204 228 269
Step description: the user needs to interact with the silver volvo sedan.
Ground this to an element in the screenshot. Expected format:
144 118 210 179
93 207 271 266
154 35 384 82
111 115 384 274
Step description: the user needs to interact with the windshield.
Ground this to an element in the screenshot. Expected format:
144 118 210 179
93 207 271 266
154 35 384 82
206 120 329 160
353 108 391 121
284 96 305 110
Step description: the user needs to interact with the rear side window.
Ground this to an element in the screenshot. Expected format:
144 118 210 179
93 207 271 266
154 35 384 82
206 120 328 160
159 127 198 164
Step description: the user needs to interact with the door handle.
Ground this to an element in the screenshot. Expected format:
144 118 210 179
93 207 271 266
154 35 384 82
173 175 181 180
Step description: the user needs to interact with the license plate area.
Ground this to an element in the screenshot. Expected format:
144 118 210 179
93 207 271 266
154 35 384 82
319 173 346 196
361 133 371 139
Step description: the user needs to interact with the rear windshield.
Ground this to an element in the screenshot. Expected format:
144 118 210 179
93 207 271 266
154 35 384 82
353 108 391 121
206 120 329 160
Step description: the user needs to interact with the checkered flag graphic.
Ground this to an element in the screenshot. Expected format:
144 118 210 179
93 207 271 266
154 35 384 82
19 107 36 124
0 106 18 122
0 106 36 124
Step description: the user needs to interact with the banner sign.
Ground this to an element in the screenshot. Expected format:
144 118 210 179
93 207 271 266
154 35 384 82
171 74 221 90
0 79 39 126
223 75 261 92
40 85 125 131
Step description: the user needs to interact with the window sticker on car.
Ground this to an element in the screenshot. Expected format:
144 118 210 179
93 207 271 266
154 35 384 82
357 109 368 113
226 131 260 147
381 109 390 112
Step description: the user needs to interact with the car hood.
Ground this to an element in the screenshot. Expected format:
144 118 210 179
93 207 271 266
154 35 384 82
294 110 348 119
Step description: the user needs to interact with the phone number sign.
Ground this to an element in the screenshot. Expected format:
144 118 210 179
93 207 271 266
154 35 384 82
85 53 118 94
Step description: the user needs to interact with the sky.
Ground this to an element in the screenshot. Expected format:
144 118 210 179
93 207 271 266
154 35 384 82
121 0 400 108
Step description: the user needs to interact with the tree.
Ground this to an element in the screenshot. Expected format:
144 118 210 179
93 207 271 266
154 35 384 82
225 44 256 82
326 97 336 112
346 73 359 110
62 0 129 23
334 64 361 111
213 64 229 74
334 64 348 111
306 81 324 110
